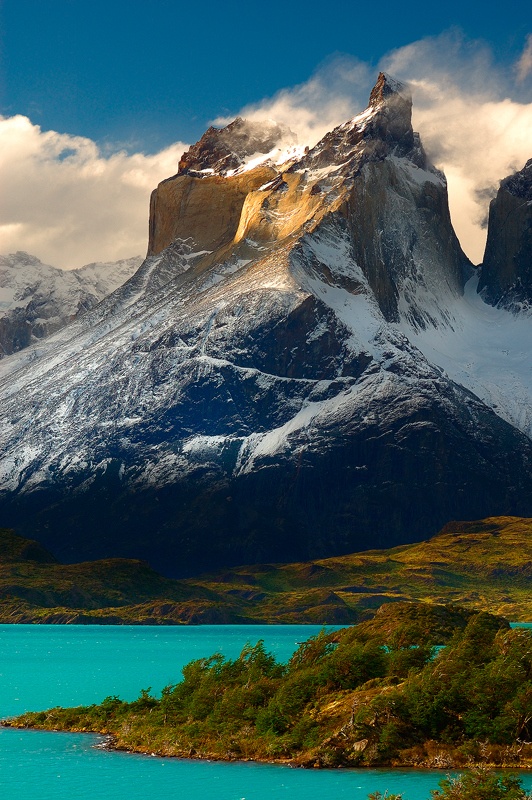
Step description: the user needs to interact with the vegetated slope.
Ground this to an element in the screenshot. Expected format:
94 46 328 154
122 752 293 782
0 529 217 624
7 603 532 770
0 75 531 574
0 516 531 624
0 252 142 356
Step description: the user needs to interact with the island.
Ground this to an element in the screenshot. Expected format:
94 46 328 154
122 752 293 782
5 602 532 770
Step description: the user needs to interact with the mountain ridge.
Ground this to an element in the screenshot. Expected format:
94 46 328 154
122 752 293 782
0 251 142 356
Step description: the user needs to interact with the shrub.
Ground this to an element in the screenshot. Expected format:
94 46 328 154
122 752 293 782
431 767 532 799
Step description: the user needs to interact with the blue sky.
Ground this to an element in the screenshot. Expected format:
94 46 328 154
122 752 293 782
1 0 530 150
0 1 530 267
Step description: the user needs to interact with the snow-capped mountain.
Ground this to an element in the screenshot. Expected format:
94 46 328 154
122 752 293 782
0 74 530 576
0 252 143 356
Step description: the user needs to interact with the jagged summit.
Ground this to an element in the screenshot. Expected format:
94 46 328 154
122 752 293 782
148 72 461 329
501 157 532 200
292 71 420 175
172 72 417 182
368 71 411 105
0 251 44 268
177 117 298 177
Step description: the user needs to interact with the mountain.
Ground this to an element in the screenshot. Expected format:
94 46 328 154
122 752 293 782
0 251 142 356
0 73 531 576
478 158 532 310
1 516 531 625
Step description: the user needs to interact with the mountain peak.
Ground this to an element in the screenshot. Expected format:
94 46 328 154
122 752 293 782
0 251 45 268
293 71 416 175
177 117 297 177
479 158 532 307
500 157 532 201
368 72 411 107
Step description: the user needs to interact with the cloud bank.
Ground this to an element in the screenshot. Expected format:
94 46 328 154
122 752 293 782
0 116 187 268
1 32 531 267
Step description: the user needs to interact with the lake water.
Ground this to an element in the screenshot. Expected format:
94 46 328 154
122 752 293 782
1 624 530 800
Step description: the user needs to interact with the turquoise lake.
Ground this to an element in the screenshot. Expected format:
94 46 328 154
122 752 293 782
1 624 531 800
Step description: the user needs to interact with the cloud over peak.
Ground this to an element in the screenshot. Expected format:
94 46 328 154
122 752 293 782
224 31 532 263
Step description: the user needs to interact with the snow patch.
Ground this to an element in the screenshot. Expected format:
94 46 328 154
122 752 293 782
403 273 532 438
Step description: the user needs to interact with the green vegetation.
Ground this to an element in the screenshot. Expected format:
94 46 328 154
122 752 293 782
1 516 532 624
430 768 532 799
368 768 532 799
6 602 532 769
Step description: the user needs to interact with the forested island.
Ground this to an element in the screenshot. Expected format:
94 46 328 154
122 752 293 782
5 602 532 771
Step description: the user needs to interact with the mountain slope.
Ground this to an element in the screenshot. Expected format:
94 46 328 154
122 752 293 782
0 251 142 356
0 74 531 575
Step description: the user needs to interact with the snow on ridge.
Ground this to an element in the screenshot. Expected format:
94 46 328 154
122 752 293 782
0 251 142 320
388 155 444 187
224 143 307 177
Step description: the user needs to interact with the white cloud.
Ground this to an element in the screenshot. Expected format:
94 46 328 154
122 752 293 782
516 34 532 82
0 115 187 268
215 56 372 149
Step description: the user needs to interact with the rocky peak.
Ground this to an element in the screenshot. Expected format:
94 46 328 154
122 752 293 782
500 158 532 200
149 72 463 327
177 117 296 177
368 71 411 107
0 251 44 268
479 158 532 309
293 72 417 174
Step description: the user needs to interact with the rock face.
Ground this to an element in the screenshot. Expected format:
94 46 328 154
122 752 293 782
0 74 531 577
0 252 142 356
479 159 532 309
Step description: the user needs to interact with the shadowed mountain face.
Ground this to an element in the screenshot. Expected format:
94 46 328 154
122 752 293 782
0 74 531 577
479 158 532 310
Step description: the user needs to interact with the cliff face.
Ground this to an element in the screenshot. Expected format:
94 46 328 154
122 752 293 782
0 75 530 576
479 159 532 309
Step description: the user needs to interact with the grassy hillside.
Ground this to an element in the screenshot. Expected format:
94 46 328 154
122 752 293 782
0 516 531 623
6 602 532 770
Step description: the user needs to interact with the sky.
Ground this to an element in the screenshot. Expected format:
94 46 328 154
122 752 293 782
0 0 531 268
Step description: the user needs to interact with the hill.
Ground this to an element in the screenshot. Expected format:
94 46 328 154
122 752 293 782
0 516 531 623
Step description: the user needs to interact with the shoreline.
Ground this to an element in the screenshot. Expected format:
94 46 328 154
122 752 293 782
3 721 532 772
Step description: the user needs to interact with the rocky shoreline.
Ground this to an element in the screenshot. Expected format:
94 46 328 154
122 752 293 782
3 719 532 771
